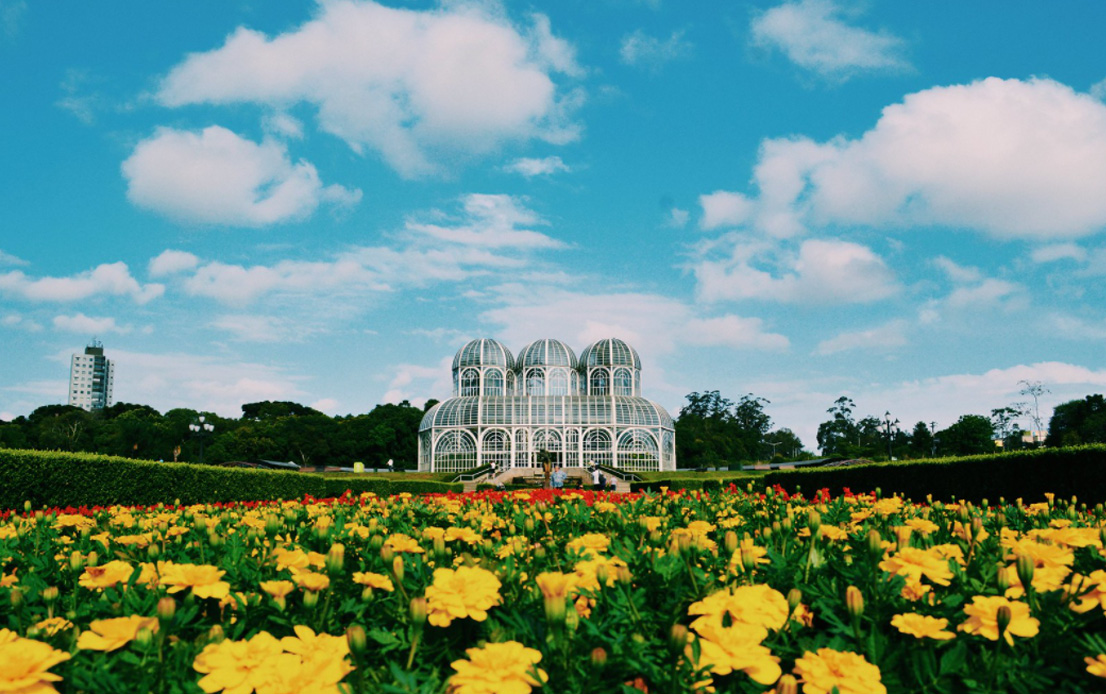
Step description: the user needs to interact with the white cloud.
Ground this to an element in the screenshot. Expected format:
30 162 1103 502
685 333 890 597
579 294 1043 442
503 156 570 177
0 0 25 41
619 29 691 68
1091 77 1106 101
944 279 1025 312
699 191 753 230
750 0 908 80
683 315 789 351
406 194 564 249
148 250 200 277
0 250 28 266
53 313 131 335
0 262 163 304
815 319 908 355
708 78 1106 241
262 112 304 139
157 2 582 177
1 313 42 332
383 357 454 406
1048 314 1106 340
1031 243 1087 264
668 208 689 228
932 256 982 284
209 314 310 343
310 397 341 414
122 126 360 227
694 238 899 304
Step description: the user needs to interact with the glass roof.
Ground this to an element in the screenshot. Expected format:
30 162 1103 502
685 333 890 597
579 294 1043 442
517 339 578 369
452 338 514 370
579 338 641 370
420 395 674 431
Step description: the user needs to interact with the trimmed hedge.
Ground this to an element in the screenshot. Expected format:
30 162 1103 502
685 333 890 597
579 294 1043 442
762 445 1106 504
630 478 727 493
0 449 460 511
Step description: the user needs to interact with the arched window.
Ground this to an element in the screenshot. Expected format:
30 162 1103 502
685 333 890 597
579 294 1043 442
484 369 504 396
616 429 659 472
613 368 634 396
460 369 480 397
515 430 530 468
583 428 612 468
434 430 477 472
548 369 569 396
526 368 545 396
589 368 609 396
481 429 511 471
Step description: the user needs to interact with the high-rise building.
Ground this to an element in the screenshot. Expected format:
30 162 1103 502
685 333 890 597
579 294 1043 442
68 340 115 411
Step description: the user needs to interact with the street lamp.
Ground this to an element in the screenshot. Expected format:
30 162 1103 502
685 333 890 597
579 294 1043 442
930 421 938 457
189 415 215 465
883 411 899 460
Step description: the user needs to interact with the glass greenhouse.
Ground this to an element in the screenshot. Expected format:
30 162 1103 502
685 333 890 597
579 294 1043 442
418 338 676 473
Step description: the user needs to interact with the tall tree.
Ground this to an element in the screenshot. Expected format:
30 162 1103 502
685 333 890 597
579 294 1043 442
816 396 858 456
1046 394 1106 446
938 415 995 456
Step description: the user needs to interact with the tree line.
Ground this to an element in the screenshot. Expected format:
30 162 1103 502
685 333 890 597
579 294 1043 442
0 400 434 470
675 389 1106 469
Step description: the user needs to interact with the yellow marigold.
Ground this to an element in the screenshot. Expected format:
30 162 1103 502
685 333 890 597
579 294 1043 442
352 572 394 592
1001 563 1071 599
0 629 71 694
271 548 311 571
872 497 904 516
31 617 74 637
1068 570 1106 613
640 516 664 532
426 566 502 628
422 527 446 541
793 648 886 694
535 571 577 600
687 623 781 685
572 555 629 593
904 518 940 535
280 625 350 662
54 513 95 531
447 641 547 694
1032 526 1101 549
290 568 330 592
0 571 17 588
160 562 231 600
565 533 611 558
260 580 296 599
958 596 1039 645
445 527 482 544
890 613 955 640
1003 538 1073 570
1086 654 1106 678
688 584 789 634
78 560 135 590
193 631 285 694
77 615 158 651
879 547 953 587
384 533 425 554
114 533 155 548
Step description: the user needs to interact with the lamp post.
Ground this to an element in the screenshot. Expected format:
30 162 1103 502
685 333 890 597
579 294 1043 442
883 411 899 460
189 416 215 465
930 421 938 457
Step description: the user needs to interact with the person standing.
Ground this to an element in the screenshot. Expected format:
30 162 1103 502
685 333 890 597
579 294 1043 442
591 465 604 491
551 464 566 490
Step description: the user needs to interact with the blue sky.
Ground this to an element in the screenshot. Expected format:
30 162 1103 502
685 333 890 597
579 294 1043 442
4 0 1106 449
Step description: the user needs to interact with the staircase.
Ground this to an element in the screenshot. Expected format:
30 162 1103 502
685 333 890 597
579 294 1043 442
462 466 633 493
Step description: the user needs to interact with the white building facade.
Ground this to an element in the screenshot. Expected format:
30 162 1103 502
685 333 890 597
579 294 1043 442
418 338 676 473
68 340 114 411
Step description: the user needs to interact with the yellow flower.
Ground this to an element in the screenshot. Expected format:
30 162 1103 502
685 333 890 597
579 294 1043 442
904 518 939 536
352 572 394 593
31 617 74 637
958 596 1039 645
879 547 953 587
688 585 789 634
572 556 629 593
0 571 17 588
890 613 956 640
444 527 482 544
565 533 611 558
535 572 577 600
53 513 95 531
1068 570 1106 613
793 648 886 694
1086 654 1106 678
193 631 285 694
426 566 503 627
77 615 159 651
687 623 781 685
260 580 296 599
383 533 425 554
0 629 71 694
78 560 135 590
289 568 330 592
114 533 155 548
447 641 547 694
160 563 231 600
280 625 350 662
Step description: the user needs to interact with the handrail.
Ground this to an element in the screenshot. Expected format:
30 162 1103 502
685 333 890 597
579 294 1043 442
594 464 642 482
452 466 493 483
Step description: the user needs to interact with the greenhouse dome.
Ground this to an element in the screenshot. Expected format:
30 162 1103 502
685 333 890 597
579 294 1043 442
420 337 675 473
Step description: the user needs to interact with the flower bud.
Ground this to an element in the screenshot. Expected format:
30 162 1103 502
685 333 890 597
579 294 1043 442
544 595 566 624
564 605 579 631
648 531 663 546
10 588 23 608
147 543 160 560
207 624 225 644
760 526 772 541
380 545 395 563
524 517 535 533
616 565 633 585
590 647 608 668
23 500 31 513
867 529 883 556
433 536 446 557
670 624 690 650
157 597 176 621
741 547 758 573
86 551 99 568
534 545 547 560
346 625 368 656
1016 553 1035 591
845 585 864 618
326 543 346 574
265 515 281 536
807 510 821 536
595 564 610 587
781 516 793 532
369 534 384 551
303 590 320 609
409 597 428 626
996 604 1012 639
970 517 983 540
776 674 799 694
723 530 738 554
895 526 912 548
42 586 59 604
135 627 155 649
787 588 802 613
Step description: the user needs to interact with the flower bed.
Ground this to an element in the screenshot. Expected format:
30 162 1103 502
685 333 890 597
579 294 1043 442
2 485 1106 693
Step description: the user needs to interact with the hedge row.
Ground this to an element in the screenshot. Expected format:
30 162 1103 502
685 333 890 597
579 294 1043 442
629 478 726 493
762 444 1106 504
0 449 460 511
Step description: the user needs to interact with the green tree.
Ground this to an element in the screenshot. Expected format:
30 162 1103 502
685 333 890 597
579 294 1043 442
816 397 859 456
909 421 935 458
1046 394 1106 446
937 415 995 456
